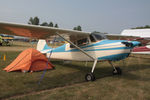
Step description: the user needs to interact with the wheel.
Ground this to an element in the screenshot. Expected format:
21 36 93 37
85 73 95 81
112 67 122 75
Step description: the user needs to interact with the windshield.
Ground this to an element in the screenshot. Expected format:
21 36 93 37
90 32 107 42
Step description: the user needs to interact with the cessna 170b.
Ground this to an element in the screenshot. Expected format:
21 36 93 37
0 22 140 81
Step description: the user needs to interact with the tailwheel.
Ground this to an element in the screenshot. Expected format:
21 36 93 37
85 73 95 81
113 67 122 75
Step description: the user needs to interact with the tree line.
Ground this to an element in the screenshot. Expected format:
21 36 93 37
28 16 82 31
131 25 150 29
28 16 58 28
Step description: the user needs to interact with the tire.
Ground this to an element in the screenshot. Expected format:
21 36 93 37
85 73 95 81
113 67 122 75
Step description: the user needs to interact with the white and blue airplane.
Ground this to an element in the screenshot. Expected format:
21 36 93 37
0 22 140 81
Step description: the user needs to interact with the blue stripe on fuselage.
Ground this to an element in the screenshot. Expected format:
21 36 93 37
98 53 130 61
51 40 129 53
81 40 127 48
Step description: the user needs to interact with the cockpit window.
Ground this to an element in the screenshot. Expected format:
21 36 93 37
90 32 107 42
94 34 104 40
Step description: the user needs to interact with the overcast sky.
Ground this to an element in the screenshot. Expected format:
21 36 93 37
0 0 150 34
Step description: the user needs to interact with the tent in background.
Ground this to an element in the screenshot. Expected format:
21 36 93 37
4 48 54 72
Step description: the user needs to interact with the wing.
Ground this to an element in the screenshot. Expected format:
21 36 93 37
121 29 150 38
106 34 139 40
0 22 90 41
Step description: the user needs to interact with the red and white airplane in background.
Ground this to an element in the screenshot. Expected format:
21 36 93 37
132 45 150 54
121 29 150 54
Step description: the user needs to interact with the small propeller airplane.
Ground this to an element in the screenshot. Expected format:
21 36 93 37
0 22 141 81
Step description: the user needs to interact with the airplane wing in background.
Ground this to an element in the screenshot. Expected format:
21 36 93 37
106 34 140 40
0 22 90 42
107 29 150 38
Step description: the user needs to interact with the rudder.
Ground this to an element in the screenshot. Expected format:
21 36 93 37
37 39 52 53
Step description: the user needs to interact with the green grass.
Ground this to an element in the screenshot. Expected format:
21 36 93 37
0 51 150 100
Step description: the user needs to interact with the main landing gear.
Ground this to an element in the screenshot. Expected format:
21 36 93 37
85 72 95 81
108 61 122 75
85 60 122 82
85 60 97 81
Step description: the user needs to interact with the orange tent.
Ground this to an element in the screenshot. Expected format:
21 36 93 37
4 48 54 72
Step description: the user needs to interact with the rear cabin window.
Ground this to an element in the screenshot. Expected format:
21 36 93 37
77 38 88 46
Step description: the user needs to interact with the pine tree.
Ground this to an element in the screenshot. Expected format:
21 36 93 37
28 16 40 25
54 24 59 28
49 22 53 27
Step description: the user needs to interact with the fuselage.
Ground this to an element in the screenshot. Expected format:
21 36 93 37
46 40 140 61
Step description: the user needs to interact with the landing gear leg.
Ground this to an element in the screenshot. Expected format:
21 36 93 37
85 59 97 81
108 61 122 75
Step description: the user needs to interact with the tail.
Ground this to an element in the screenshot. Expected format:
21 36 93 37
37 39 52 53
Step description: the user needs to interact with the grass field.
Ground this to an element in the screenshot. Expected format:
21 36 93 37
0 42 150 100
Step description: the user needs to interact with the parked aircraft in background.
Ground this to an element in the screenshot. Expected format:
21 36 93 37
0 34 14 46
121 29 150 54
121 29 150 38
106 29 150 55
0 22 140 81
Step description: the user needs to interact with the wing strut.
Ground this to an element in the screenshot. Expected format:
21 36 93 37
56 32 98 81
56 32 96 61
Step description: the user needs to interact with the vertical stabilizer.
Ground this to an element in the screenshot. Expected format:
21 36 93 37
37 39 52 53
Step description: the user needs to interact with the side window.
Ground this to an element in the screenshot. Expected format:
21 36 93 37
70 38 89 48
77 38 88 46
